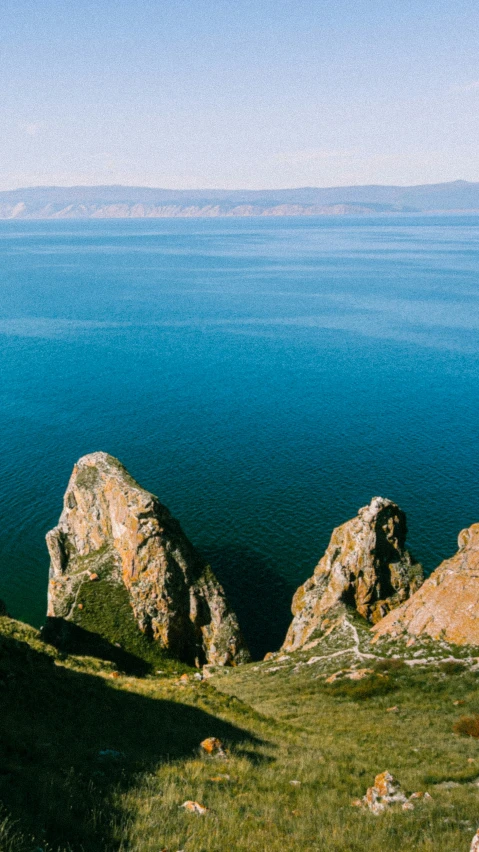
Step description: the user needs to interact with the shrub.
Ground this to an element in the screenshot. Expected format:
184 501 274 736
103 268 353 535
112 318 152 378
325 674 395 700
453 714 479 738
440 660 466 675
373 658 407 674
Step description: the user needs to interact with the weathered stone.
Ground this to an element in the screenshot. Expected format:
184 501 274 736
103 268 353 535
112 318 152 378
181 800 208 815
282 498 423 652
374 771 402 799
360 771 409 814
470 830 479 852
200 737 226 757
356 772 431 815
372 522 479 646
46 452 249 667
325 667 374 684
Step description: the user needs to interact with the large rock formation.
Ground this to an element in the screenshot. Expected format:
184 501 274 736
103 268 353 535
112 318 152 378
372 522 479 646
282 497 423 652
46 452 249 667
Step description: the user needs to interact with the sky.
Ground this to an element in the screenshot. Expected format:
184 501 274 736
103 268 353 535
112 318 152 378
1 0 479 190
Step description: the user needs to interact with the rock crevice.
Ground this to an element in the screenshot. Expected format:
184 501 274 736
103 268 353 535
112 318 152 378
372 522 479 645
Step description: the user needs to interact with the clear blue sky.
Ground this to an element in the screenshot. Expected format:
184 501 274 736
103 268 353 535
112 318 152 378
2 0 478 189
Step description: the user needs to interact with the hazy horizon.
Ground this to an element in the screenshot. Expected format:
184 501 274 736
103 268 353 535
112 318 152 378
2 178 478 193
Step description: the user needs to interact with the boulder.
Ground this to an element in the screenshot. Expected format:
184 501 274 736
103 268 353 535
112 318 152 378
373 522 479 646
364 771 408 814
181 800 208 815
354 771 430 815
200 737 226 757
46 452 249 667
282 497 423 652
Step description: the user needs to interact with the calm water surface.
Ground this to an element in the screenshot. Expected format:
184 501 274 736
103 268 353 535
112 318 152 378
0 216 478 657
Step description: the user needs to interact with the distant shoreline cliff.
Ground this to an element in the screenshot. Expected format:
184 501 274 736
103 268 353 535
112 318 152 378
1 180 479 219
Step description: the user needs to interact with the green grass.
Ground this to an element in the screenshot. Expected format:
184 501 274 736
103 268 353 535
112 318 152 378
68 576 183 674
46 565 190 676
1 614 479 851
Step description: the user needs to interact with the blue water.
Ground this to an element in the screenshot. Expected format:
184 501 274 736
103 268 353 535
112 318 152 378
1 216 478 658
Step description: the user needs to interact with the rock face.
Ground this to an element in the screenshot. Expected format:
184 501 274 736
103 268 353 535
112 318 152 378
373 522 479 646
282 497 423 652
46 452 249 666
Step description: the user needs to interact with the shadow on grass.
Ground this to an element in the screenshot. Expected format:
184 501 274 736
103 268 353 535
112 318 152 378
203 546 297 660
42 617 151 676
0 632 261 852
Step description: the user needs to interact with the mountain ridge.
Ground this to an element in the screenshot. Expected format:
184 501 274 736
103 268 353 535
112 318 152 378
1 180 479 218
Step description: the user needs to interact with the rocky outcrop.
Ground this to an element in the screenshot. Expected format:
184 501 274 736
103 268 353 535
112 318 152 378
372 522 479 646
353 771 430 814
46 452 249 666
282 497 423 652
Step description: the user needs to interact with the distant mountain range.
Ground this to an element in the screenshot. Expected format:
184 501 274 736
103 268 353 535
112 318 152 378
1 180 479 219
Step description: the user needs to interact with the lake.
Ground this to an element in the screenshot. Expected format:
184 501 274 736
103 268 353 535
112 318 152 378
0 215 478 658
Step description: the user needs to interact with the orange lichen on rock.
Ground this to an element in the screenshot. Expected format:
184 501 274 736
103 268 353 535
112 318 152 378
181 800 208 815
374 771 400 798
354 771 432 815
200 737 226 757
372 522 479 646
282 497 423 652
356 771 427 815
46 452 250 666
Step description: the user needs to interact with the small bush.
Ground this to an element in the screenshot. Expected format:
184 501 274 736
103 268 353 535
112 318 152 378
325 674 395 700
453 715 479 738
440 661 466 675
373 658 406 673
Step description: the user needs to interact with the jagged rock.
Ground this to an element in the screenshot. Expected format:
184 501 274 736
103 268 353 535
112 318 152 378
364 771 407 814
46 452 249 667
372 522 479 646
357 771 424 815
282 497 423 652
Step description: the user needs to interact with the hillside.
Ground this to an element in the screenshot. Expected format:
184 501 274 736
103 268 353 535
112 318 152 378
1 181 479 219
1 610 479 851
2 461 479 850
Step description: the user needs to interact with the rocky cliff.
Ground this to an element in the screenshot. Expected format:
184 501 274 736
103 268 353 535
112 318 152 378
282 497 423 652
372 522 479 645
46 452 249 667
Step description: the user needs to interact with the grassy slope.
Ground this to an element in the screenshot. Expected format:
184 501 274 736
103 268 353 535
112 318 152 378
1 615 479 852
